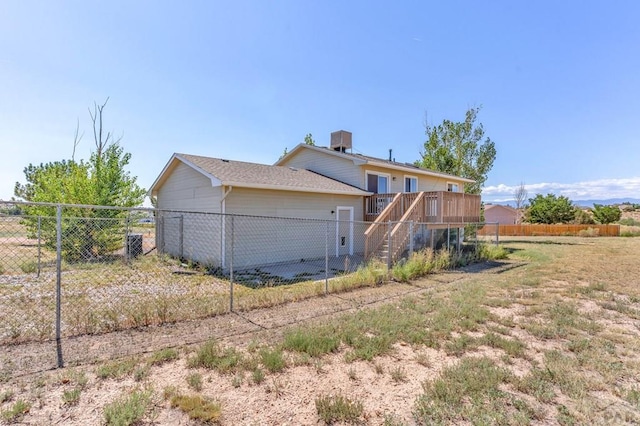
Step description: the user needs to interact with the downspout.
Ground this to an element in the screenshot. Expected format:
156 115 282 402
220 186 233 269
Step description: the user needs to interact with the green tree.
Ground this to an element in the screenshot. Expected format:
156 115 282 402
304 133 316 146
14 99 146 261
591 204 621 224
524 194 576 224
416 107 496 194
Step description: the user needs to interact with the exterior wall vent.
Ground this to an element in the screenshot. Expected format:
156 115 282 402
330 130 352 153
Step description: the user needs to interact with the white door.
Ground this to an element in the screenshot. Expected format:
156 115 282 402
336 206 354 256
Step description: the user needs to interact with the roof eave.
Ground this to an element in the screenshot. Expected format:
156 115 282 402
221 181 371 196
364 160 475 183
148 153 222 197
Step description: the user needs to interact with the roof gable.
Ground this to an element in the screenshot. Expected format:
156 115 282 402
277 144 475 184
149 153 370 197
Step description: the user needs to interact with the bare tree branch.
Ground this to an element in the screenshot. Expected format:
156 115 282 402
71 118 84 161
514 181 528 209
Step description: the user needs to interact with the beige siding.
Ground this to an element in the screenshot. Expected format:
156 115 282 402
226 187 363 220
156 162 223 265
225 188 365 268
157 162 222 212
280 149 363 188
362 165 467 193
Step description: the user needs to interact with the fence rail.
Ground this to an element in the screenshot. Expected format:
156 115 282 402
477 223 620 237
0 200 497 377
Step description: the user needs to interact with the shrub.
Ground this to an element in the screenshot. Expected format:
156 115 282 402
592 204 621 224
476 243 508 260
619 218 640 226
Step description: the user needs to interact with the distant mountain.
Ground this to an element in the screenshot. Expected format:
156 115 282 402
572 198 640 208
485 197 640 208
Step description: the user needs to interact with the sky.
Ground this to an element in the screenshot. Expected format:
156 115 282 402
1 1 639 204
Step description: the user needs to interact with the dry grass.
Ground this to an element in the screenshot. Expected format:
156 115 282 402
1 236 640 424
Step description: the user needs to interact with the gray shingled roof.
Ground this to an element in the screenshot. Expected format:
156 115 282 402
177 153 370 195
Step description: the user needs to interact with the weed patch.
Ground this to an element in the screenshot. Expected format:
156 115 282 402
170 394 221 424
315 393 364 424
415 357 532 424
103 389 152 426
188 340 244 373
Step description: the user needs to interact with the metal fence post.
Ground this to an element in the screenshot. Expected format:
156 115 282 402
325 220 329 295
124 212 130 262
55 205 63 368
229 215 234 312
179 215 184 259
447 224 450 251
37 216 41 278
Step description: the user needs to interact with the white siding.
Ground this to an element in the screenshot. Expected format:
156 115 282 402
281 149 363 189
156 162 223 266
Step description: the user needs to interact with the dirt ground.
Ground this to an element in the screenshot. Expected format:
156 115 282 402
2 236 640 425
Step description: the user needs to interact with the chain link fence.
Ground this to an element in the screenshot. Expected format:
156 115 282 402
0 200 498 377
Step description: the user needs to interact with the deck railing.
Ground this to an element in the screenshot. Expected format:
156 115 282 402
364 191 481 262
388 193 426 262
366 191 481 224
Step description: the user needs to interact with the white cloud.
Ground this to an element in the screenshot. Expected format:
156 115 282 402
483 177 640 203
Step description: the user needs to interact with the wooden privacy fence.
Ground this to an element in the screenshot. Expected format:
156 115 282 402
477 224 620 237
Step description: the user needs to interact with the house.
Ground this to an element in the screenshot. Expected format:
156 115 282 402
148 130 481 270
484 204 521 224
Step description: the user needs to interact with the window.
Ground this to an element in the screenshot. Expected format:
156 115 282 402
447 183 459 192
366 172 389 194
404 176 417 192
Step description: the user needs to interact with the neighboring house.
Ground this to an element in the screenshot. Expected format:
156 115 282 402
484 204 521 224
149 130 481 270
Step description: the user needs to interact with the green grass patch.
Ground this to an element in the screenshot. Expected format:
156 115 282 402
187 340 244 373
104 389 152 426
260 348 286 373
186 372 203 391
315 393 364 424
96 358 139 380
148 348 179 366
282 327 341 357
62 388 82 406
0 399 30 423
415 357 534 424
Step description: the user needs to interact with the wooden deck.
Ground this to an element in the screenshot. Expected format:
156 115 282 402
364 191 481 224
363 191 481 263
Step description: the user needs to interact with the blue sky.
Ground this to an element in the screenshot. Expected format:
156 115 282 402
1 1 639 204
